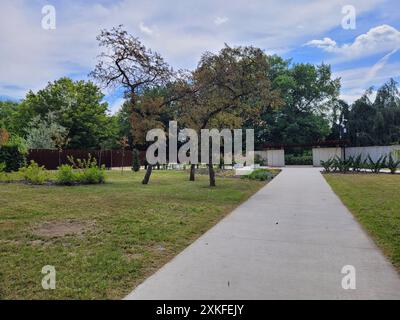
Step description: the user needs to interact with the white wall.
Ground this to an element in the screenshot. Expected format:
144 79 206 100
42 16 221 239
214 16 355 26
312 145 400 166
312 147 343 167
345 145 400 162
254 150 285 167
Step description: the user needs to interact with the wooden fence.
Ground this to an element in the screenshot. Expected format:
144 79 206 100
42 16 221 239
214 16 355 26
27 149 146 170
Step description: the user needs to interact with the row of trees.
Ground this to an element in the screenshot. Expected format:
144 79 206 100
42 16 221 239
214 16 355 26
1 26 400 185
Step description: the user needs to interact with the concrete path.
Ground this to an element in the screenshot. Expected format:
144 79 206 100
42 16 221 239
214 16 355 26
126 167 400 300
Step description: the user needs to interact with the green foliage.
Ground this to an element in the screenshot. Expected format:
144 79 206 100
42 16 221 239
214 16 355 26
78 166 106 184
367 155 387 173
241 169 277 181
347 79 400 146
18 77 111 149
0 101 20 133
19 161 48 185
254 154 266 166
351 154 364 172
67 154 105 184
132 149 141 172
320 158 334 173
0 141 27 172
251 58 339 147
285 154 313 165
333 156 352 173
321 155 363 174
387 153 400 174
26 114 68 149
56 164 78 185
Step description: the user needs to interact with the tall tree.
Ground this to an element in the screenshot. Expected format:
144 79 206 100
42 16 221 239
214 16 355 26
0 101 20 134
175 45 282 186
17 78 110 149
347 79 400 146
90 26 174 184
252 57 340 147
26 113 68 150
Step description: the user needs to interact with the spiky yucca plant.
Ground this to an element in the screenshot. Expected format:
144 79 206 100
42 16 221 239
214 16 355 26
387 153 400 174
367 155 387 174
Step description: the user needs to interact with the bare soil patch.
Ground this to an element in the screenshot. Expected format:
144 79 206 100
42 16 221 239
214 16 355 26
32 219 95 238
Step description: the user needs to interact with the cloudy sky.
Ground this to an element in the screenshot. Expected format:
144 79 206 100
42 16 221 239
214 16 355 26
1 0 399 113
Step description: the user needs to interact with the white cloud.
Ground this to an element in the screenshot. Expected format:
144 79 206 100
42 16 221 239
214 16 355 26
335 59 400 103
0 0 389 99
139 22 155 35
364 48 399 83
214 16 228 26
305 37 337 50
306 24 400 60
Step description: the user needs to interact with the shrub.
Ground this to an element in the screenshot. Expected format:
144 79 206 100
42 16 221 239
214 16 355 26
19 161 48 185
387 153 400 174
0 143 27 172
351 154 363 172
320 158 334 173
367 155 387 173
285 154 313 165
78 166 105 184
0 162 5 172
254 154 266 166
242 169 276 181
67 154 105 184
132 149 141 172
56 164 78 185
332 156 352 173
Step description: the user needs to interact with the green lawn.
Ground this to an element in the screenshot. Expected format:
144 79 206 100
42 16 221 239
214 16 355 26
324 174 400 271
0 170 266 299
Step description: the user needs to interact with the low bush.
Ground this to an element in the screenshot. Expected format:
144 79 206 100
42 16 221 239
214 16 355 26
19 161 48 185
78 166 105 184
367 155 387 174
322 153 398 174
242 169 276 181
254 154 266 166
56 164 78 185
66 154 105 185
351 154 364 172
285 154 313 165
0 162 12 182
387 153 400 174
320 158 334 173
0 142 27 172
333 156 352 173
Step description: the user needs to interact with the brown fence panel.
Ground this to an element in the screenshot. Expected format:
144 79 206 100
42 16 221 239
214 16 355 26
28 149 146 170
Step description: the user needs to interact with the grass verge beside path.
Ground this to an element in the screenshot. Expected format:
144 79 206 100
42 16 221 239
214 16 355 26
324 174 400 272
0 170 266 299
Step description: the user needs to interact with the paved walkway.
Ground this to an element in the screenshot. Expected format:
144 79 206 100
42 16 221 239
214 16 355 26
126 167 400 300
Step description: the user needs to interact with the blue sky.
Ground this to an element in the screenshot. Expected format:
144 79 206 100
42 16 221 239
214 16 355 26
1 0 399 113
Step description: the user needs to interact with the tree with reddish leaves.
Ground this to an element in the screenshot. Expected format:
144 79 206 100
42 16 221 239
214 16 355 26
90 25 174 184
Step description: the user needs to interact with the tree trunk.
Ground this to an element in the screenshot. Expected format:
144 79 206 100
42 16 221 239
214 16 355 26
208 163 216 187
208 148 216 187
142 164 153 185
190 164 196 181
121 150 125 174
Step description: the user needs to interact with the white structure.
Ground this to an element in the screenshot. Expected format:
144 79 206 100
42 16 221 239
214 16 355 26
312 147 343 167
254 150 285 167
345 145 400 162
312 145 400 167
